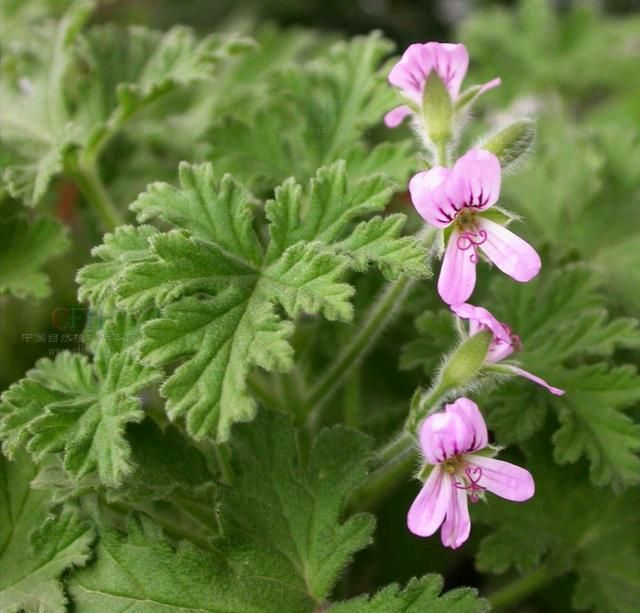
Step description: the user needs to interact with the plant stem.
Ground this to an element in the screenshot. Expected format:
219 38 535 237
305 275 415 429
305 228 436 429
106 499 215 552
348 430 416 511
436 139 448 167
488 565 554 612
68 157 124 232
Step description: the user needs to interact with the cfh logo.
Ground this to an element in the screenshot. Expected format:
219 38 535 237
51 307 103 331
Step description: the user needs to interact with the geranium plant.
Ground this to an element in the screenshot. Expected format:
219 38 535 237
1 1 639 613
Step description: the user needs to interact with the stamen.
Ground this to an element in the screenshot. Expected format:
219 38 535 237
454 466 486 503
456 230 488 263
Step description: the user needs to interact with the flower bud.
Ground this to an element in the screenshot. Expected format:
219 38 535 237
481 119 536 171
421 72 454 149
439 329 492 389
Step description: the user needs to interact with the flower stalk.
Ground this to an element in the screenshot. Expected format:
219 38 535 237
488 564 554 612
66 155 124 232
305 228 436 430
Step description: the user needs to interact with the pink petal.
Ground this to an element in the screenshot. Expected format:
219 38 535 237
508 366 565 396
407 466 450 537
384 105 412 128
426 42 469 100
409 168 456 228
419 410 476 464
440 480 471 548
450 303 511 343
450 302 516 363
388 42 469 104
388 44 429 105
486 339 515 364
447 149 501 211
477 77 502 96
438 229 477 305
465 455 535 502
477 218 541 282
445 398 488 452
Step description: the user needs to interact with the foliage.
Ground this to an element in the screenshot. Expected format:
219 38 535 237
74 161 427 441
0 451 94 613
0 314 161 486
1 1 639 613
475 440 640 613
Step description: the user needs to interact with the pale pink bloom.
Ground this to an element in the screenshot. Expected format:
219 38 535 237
409 148 541 304
451 303 565 395
385 42 501 128
408 398 534 548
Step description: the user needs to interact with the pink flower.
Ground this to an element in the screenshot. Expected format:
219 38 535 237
408 398 534 548
385 42 501 128
409 148 541 304
451 303 565 395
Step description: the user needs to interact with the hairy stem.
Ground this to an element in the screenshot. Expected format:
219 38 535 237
67 157 124 231
488 565 554 612
305 228 436 429
106 499 216 552
305 275 415 429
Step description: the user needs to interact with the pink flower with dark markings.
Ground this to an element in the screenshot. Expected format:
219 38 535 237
408 398 534 549
451 303 565 395
385 42 501 128
409 148 541 305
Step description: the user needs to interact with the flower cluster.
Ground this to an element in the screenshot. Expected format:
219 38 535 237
385 41 563 548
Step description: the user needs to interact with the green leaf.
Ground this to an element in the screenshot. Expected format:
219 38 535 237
0 1 250 206
490 266 640 368
480 266 640 487
0 451 95 613
131 164 261 260
266 164 394 256
551 364 640 489
0 213 69 299
67 410 375 612
332 214 429 281
116 419 216 501
475 441 640 613
91 161 425 440
74 24 253 155
496 115 640 309
331 575 489 613
0 0 93 205
140 288 295 439
208 33 414 189
400 310 458 375
0 314 161 486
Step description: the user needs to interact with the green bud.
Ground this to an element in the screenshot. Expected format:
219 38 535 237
421 71 454 148
481 119 536 170
439 330 492 390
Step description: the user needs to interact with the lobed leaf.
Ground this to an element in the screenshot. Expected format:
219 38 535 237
0 451 95 613
475 441 640 613
0 213 69 300
83 161 426 440
0 314 161 486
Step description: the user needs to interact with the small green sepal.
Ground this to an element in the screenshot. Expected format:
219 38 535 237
440 330 492 390
421 72 454 148
481 119 536 170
